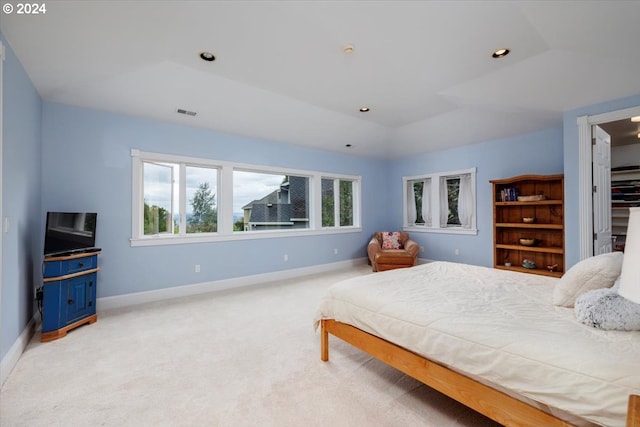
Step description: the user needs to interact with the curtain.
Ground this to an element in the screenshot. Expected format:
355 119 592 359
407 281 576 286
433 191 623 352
422 179 431 226
458 174 474 228
439 177 448 228
407 181 417 225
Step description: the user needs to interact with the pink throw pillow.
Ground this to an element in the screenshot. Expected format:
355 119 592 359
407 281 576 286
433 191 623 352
381 232 402 249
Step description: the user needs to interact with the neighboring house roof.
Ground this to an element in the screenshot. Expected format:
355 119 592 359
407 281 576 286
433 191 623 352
243 177 308 225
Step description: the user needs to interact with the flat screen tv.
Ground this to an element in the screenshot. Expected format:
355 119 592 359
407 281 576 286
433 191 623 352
44 212 98 257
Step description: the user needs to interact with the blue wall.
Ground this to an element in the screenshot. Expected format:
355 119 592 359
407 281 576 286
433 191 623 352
563 94 640 268
388 128 564 266
1 35 43 361
41 102 389 298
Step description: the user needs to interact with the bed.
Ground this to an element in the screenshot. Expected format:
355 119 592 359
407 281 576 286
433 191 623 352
314 261 640 427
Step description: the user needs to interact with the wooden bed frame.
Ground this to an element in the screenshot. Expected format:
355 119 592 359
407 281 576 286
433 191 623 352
320 319 640 427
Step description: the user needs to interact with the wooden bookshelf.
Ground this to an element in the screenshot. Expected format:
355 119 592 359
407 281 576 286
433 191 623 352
491 175 564 277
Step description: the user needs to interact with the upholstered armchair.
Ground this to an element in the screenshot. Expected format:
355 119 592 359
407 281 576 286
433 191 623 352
367 231 419 272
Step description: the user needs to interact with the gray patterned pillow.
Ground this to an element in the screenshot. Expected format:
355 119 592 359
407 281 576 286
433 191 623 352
574 286 640 331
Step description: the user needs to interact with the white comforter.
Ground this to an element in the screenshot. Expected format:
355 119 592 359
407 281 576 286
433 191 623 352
314 261 640 427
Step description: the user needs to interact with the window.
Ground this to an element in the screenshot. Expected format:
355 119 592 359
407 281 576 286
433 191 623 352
234 171 309 232
321 178 355 227
143 162 173 235
339 180 354 226
406 178 431 226
131 150 361 246
403 168 477 235
185 166 218 233
444 176 460 226
141 160 218 236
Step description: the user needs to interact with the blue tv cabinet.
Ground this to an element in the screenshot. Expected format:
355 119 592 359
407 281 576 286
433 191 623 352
41 250 100 342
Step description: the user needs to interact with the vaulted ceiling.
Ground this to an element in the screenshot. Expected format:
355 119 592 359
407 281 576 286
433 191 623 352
2 1 639 158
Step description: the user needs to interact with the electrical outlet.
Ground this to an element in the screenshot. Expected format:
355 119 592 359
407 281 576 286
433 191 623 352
284 254 288 262
420 246 425 253
334 248 338 255
195 264 201 273
455 248 460 256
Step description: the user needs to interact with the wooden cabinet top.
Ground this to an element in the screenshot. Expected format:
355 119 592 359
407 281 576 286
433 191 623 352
490 174 563 185
44 250 101 262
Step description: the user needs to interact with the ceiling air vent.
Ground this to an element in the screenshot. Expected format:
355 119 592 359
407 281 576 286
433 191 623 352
176 108 197 117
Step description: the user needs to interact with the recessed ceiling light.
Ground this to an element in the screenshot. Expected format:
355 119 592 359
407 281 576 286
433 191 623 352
199 51 216 62
359 107 370 112
632 116 640 122
343 44 354 54
492 48 510 58
345 144 353 148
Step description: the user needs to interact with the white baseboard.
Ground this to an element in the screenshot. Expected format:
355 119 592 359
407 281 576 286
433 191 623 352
97 257 368 312
1 316 36 388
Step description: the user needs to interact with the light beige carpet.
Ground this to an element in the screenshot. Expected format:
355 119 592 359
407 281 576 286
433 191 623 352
1 265 500 427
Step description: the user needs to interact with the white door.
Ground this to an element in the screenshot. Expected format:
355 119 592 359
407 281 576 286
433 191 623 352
592 125 612 255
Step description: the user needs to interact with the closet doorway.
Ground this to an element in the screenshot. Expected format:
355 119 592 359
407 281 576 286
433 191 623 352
599 118 640 253
578 105 640 260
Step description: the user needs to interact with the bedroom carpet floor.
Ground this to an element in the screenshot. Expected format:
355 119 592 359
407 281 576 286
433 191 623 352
0 264 500 427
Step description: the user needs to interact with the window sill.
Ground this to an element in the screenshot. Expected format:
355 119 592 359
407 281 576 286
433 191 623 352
403 226 478 236
130 227 362 247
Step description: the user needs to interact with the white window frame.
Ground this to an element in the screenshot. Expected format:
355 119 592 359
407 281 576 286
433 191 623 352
134 152 220 239
319 176 360 229
131 149 361 246
402 167 478 235
143 160 176 235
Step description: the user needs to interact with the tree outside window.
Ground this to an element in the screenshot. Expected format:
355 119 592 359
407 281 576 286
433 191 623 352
186 166 218 233
321 179 335 227
188 182 217 233
144 202 170 234
339 180 353 226
411 180 425 224
446 177 460 226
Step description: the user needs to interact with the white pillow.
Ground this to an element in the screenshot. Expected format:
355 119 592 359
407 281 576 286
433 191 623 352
575 287 640 331
552 252 623 307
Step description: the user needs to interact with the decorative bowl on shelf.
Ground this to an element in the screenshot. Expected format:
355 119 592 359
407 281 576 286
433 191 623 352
522 259 537 269
519 238 537 246
522 217 535 223
517 195 546 202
